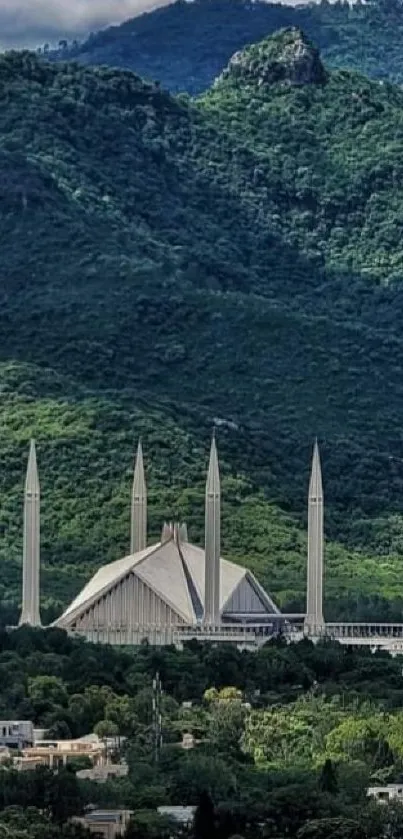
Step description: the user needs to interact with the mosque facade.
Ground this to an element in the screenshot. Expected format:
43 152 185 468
18 436 324 646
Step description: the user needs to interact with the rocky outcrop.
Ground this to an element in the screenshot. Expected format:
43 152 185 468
219 27 327 88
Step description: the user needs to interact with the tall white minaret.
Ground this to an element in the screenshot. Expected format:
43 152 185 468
19 440 41 627
203 436 221 626
304 440 324 635
131 440 147 554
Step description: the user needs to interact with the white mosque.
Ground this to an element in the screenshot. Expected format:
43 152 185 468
18 437 324 646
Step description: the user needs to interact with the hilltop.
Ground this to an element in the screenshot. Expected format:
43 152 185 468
48 0 403 93
2 33 403 622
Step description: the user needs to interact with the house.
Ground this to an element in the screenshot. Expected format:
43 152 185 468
21 733 106 769
367 784 403 803
0 721 34 750
73 810 133 839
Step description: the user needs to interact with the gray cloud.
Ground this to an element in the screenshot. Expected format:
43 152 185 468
0 0 174 49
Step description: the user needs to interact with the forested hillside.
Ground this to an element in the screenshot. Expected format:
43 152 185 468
3 31 403 622
48 0 403 94
3 630 403 839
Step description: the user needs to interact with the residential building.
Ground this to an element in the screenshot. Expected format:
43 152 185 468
0 721 34 749
73 810 133 839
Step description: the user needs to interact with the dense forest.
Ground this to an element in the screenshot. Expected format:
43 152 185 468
3 30 403 621
48 0 403 94
4 8 403 839
1 629 403 838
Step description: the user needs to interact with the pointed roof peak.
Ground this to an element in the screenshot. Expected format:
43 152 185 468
206 434 220 495
135 437 143 462
209 434 219 468
25 438 39 494
309 438 322 499
133 438 146 496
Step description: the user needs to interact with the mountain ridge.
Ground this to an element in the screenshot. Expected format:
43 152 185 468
1 33 403 623
47 0 403 93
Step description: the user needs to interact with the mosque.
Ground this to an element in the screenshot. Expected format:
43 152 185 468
18 436 324 646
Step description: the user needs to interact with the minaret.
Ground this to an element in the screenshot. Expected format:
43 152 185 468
131 440 147 554
304 440 324 635
19 440 41 627
204 435 221 626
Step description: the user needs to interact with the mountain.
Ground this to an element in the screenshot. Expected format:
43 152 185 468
48 0 403 94
2 31 403 624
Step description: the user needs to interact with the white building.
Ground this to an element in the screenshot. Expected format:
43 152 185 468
157 806 196 826
0 721 34 749
19 436 327 646
55 527 280 644
367 784 403 803
54 439 282 645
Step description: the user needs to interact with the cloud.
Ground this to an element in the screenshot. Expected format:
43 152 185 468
0 0 174 49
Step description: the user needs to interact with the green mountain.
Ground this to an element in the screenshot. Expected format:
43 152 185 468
49 0 403 94
2 30 403 624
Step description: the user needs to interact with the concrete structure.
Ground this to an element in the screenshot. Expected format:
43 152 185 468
76 763 129 784
131 440 147 555
77 763 128 782
0 721 34 749
157 806 196 826
19 441 41 627
181 732 195 750
368 784 403 803
55 438 281 644
20 733 106 770
304 440 324 635
55 524 280 644
14 755 49 772
16 433 403 652
204 436 221 626
73 810 132 839
27 434 403 649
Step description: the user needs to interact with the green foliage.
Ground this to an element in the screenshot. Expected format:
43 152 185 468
194 791 215 839
48 0 403 94
4 30 403 620
297 817 366 839
0 808 90 839
0 768 83 824
319 759 339 795
125 811 179 839
1 630 403 838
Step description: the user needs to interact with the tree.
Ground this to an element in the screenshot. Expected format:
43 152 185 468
216 688 243 703
46 720 72 740
319 759 338 794
105 695 139 737
28 676 68 708
208 697 246 757
93 719 119 742
193 792 216 839
170 754 237 803
125 811 178 839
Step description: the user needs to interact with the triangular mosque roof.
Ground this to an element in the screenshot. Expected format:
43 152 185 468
57 536 280 628
180 542 244 610
136 538 196 623
59 543 160 623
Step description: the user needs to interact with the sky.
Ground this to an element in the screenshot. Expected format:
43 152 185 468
0 0 175 50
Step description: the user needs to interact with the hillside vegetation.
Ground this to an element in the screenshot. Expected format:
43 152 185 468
2 33 403 621
2 630 403 839
48 0 403 94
